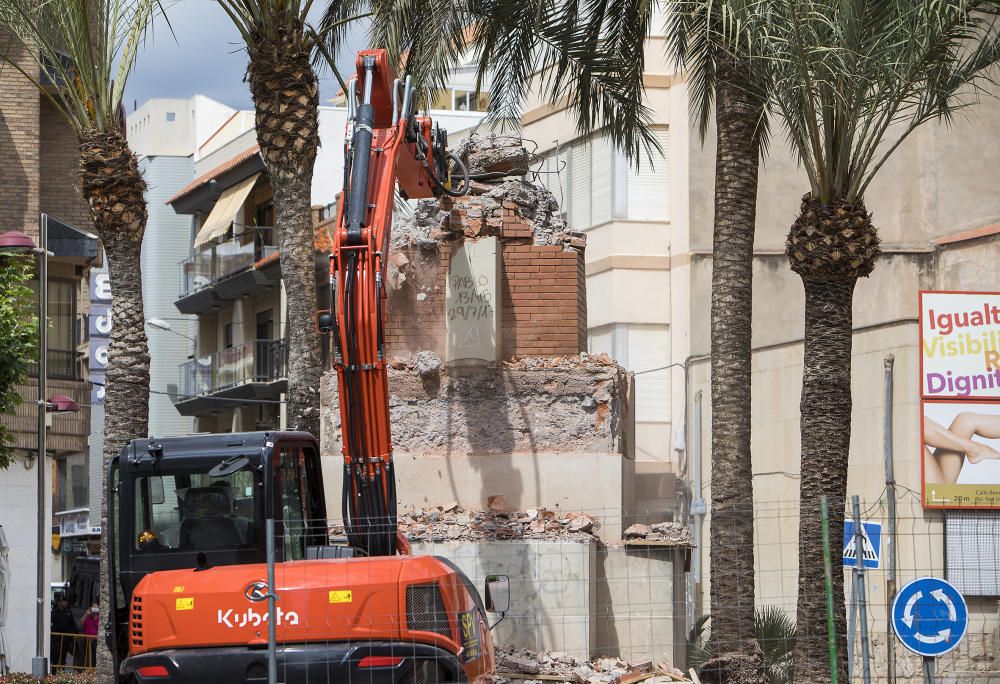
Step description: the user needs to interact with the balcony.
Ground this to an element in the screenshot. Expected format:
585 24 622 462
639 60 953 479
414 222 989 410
27 350 80 380
175 226 280 314
175 339 288 416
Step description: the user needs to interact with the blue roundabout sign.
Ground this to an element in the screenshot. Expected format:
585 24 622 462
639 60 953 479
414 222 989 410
891 577 968 657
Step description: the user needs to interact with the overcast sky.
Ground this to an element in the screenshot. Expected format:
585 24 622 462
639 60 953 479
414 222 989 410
125 1 367 114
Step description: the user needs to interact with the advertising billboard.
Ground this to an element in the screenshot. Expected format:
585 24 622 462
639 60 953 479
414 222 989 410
920 291 1000 508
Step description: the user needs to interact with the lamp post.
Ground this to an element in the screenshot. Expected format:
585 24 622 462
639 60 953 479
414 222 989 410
1 215 80 676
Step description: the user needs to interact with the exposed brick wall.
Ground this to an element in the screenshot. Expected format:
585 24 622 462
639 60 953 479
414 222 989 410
0 34 92 458
326 169 587 361
40 99 91 229
385 246 450 358
0 31 40 239
383 239 586 360
500 244 584 357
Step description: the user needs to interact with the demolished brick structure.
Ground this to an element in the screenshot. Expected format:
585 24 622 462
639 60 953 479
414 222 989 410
384 140 587 359
318 136 686 666
320 135 629 537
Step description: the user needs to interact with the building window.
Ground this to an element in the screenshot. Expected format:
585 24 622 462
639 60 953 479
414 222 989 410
537 135 617 230
223 322 234 349
626 127 670 221
428 88 491 112
165 112 176 122
29 279 78 378
55 452 88 514
588 323 671 423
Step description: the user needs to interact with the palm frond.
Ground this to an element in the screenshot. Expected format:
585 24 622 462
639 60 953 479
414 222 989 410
217 0 313 46
473 0 659 161
344 0 658 161
0 0 164 135
717 0 1000 203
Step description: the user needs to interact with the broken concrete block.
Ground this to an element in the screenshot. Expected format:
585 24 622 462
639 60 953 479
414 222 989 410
623 524 650 539
414 350 441 378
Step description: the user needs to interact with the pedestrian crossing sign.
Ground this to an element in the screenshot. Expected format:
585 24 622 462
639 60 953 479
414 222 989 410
843 520 882 569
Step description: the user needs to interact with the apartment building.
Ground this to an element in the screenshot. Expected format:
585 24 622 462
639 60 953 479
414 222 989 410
0 33 99 673
520 31 679 521
166 96 489 434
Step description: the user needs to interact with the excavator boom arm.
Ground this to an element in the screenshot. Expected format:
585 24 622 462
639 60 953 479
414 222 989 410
322 50 464 556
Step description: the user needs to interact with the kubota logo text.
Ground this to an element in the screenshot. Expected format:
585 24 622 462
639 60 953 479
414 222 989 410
217 607 300 628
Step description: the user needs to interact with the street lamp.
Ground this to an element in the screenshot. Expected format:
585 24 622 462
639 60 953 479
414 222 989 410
145 317 197 344
0 215 79 677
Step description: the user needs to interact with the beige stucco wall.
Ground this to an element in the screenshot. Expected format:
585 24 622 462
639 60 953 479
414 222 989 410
688 237 1000 679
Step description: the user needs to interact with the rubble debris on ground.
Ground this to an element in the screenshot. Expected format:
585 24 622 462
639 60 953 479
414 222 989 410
493 647 690 683
622 522 693 547
330 504 600 543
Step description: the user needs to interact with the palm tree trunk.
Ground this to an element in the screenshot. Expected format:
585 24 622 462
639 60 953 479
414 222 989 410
786 195 878 681
78 129 150 683
248 36 322 438
793 277 853 683
706 61 764 678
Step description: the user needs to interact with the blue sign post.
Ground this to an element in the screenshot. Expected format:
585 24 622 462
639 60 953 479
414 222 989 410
892 577 968 660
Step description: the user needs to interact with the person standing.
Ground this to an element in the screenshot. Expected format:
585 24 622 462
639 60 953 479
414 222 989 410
81 603 100 668
49 595 78 671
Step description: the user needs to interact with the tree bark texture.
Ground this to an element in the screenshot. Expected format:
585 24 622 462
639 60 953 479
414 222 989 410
248 34 322 438
707 62 764 673
792 277 854 684
785 194 878 682
79 129 150 683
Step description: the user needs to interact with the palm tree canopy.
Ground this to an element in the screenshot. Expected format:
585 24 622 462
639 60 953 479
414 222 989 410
665 0 771 145
718 0 1000 203
0 0 164 135
317 0 659 161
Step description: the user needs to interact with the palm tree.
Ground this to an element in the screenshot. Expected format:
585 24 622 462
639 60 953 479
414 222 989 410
0 0 162 678
216 0 338 438
719 0 1000 678
689 606 797 684
669 3 768 668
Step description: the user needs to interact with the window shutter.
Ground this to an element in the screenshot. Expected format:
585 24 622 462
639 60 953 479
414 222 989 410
589 326 614 357
570 140 592 229
591 136 613 225
627 128 669 220
628 325 670 423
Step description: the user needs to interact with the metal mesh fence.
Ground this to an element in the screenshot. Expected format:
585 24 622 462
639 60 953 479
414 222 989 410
114 490 1000 683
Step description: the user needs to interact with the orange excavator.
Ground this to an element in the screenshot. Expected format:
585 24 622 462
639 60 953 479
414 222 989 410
106 50 503 683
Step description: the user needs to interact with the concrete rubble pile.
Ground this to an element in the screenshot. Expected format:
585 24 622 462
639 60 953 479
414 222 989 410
622 522 693 547
330 499 600 542
494 647 690 683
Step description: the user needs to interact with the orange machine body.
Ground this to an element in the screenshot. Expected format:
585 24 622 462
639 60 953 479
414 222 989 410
129 555 495 682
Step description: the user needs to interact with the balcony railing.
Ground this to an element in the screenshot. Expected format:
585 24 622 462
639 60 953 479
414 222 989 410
179 225 277 297
27 349 80 380
180 339 288 399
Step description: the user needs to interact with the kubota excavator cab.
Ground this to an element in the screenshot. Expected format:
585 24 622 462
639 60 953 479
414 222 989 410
108 431 504 683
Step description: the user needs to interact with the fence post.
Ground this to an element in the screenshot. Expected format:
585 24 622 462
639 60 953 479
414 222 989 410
266 518 277 684
821 495 839 684
852 496 872 684
884 354 897 683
